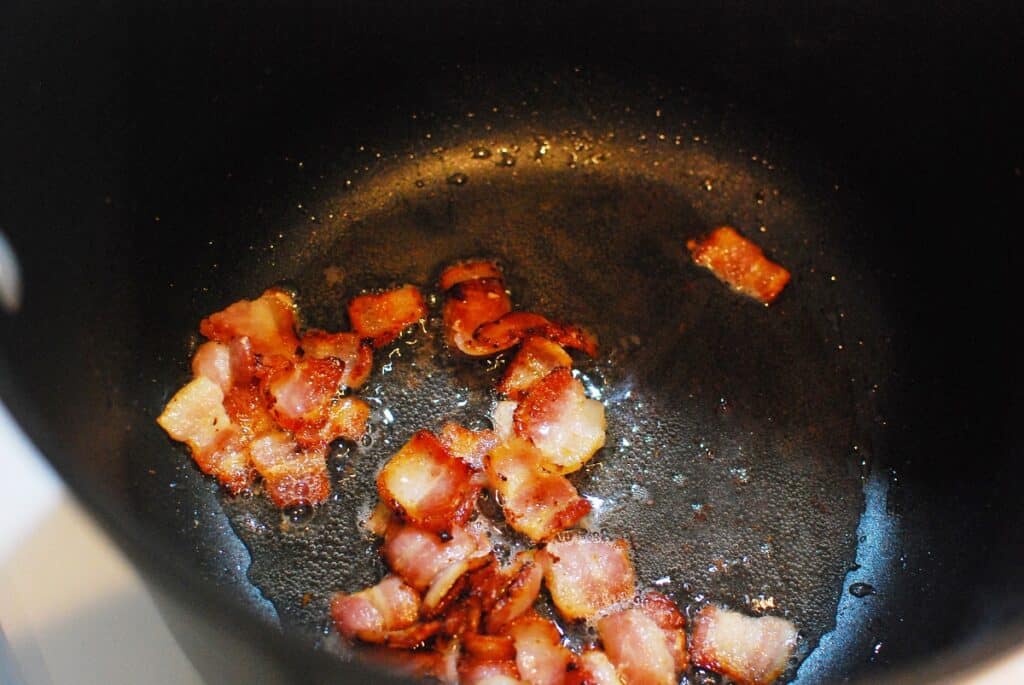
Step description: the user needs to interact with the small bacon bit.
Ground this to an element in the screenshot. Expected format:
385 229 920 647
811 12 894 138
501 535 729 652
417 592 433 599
264 356 345 431
317 395 371 445
566 650 623 685
247 431 331 507
485 552 545 633
542 537 635 622
191 341 234 393
199 288 299 357
474 312 599 358
498 337 573 401
687 226 791 305
383 523 492 592
377 431 479 532
300 330 375 390
157 376 236 460
689 605 798 685
443 278 513 356
383 620 443 649
439 422 499 471
485 438 591 542
506 613 574 685
222 382 276 439
459 659 523 685
440 260 505 291
364 501 394 537
464 633 518 662
598 608 677 685
330 575 420 643
348 284 427 348
513 368 605 475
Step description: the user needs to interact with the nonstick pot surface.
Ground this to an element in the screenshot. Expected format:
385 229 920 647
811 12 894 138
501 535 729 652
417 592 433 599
0 3 1020 684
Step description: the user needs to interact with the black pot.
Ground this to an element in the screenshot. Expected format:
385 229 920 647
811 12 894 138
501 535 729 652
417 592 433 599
1 2 1020 683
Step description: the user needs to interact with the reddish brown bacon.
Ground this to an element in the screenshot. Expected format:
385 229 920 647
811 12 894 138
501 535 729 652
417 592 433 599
541 537 635 622
443 278 514 356
246 431 331 508
348 284 427 347
330 575 421 644
498 336 573 401
474 312 598 358
689 605 798 685
440 259 505 292
199 288 299 357
505 612 574 685
299 329 374 390
687 226 791 305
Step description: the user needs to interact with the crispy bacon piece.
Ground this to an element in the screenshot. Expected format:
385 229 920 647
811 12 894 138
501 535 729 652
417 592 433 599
246 431 331 507
597 608 676 685
566 650 622 685
485 438 591 542
513 368 605 475
689 605 798 685
382 523 492 593
157 376 235 459
440 260 505 291
348 284 427 347
263 356 344 430
474 313 598 358
439 422 499 471
498 337 573 401
443 278 513 356
300 329 374 390
506 613 574 685
377 431 479 532
330 575 420 643
222 381 276 438
687 226 791 305
199 288 299 357
541 537 635 622
638 592 688 673
485 551 545 633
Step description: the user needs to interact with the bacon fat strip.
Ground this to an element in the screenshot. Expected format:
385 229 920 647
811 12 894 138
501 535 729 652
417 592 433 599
513 367 605 475
440 259 505 291
474 312 598 358
377 430 480 533
687 226 791 305
348 284 427 348
246 431 331 507
330 575 421 643
382 522 492 592
485 438 591 542
498 336 573 401
689 605 799 685
443 278 513 356
541 536 635 622
597 607 677 685
199 288 300 357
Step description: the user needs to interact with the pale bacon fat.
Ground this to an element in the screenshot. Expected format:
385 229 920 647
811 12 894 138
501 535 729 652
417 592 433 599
638 592 688 673
687 226 791 305
541 537 635 622
439 422 499 472
513 368 605 475
330 575 420 643
191 341 234 393
597 608 676 685
198 288 299 357
459 659 523 685
567 650 623 685
157 376 234 459
474 312 598 358
246 431 331 507
348 284 427 348
689 605 798 685
485 438 591 542
382 522 492 593
498 336 573 401
506 613 574 685
300 329 374 390
440 260 505 292
491 401 517 443
443 278 513 356
377 430 479 532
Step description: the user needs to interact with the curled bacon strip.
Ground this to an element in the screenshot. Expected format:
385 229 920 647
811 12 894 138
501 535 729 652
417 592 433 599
199 288 299 357
440 260 505 292
541 536 635 622
687 226 791 305
498 336 573 401
443 278 514 356
689 605 798 685
485 438 591 542
377 431 479 533
474 312 598 358
330 575 420 643
348 284 427 347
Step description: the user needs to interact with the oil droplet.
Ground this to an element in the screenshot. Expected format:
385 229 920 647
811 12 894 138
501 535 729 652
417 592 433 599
849 582 876 598
702 178 714 192
447 172 468 185
472 147 492 159
755 190 766 205
414 179 425 188
495 150 516 167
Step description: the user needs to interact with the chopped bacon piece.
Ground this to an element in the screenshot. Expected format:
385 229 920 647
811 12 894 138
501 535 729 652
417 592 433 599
377 431 479 532
485 438 591 542
514 368 605 475
247 431 331 507
459 659 523 685
222 381 276 439
689 605 798 685
566 650 622 685
191 341 234 393
330 575 420 643
597 608 676 685
474 312 598 358
319 395 371 444
263 356 345 433
491 401 517 443
348 284 427 347
199 288 299 357
382 523 492 593
506 613 574 685
498 337 573 401
638 592 688 673
687 226 791 305
157 376 235 459
485 551 545 633
542 537 635 622
443 278 513 356
464 633 517 662
300 329 375 390
440 260 505 291
439 422 499 471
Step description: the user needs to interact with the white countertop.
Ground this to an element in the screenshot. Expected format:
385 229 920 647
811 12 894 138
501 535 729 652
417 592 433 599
0 399 1020 685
